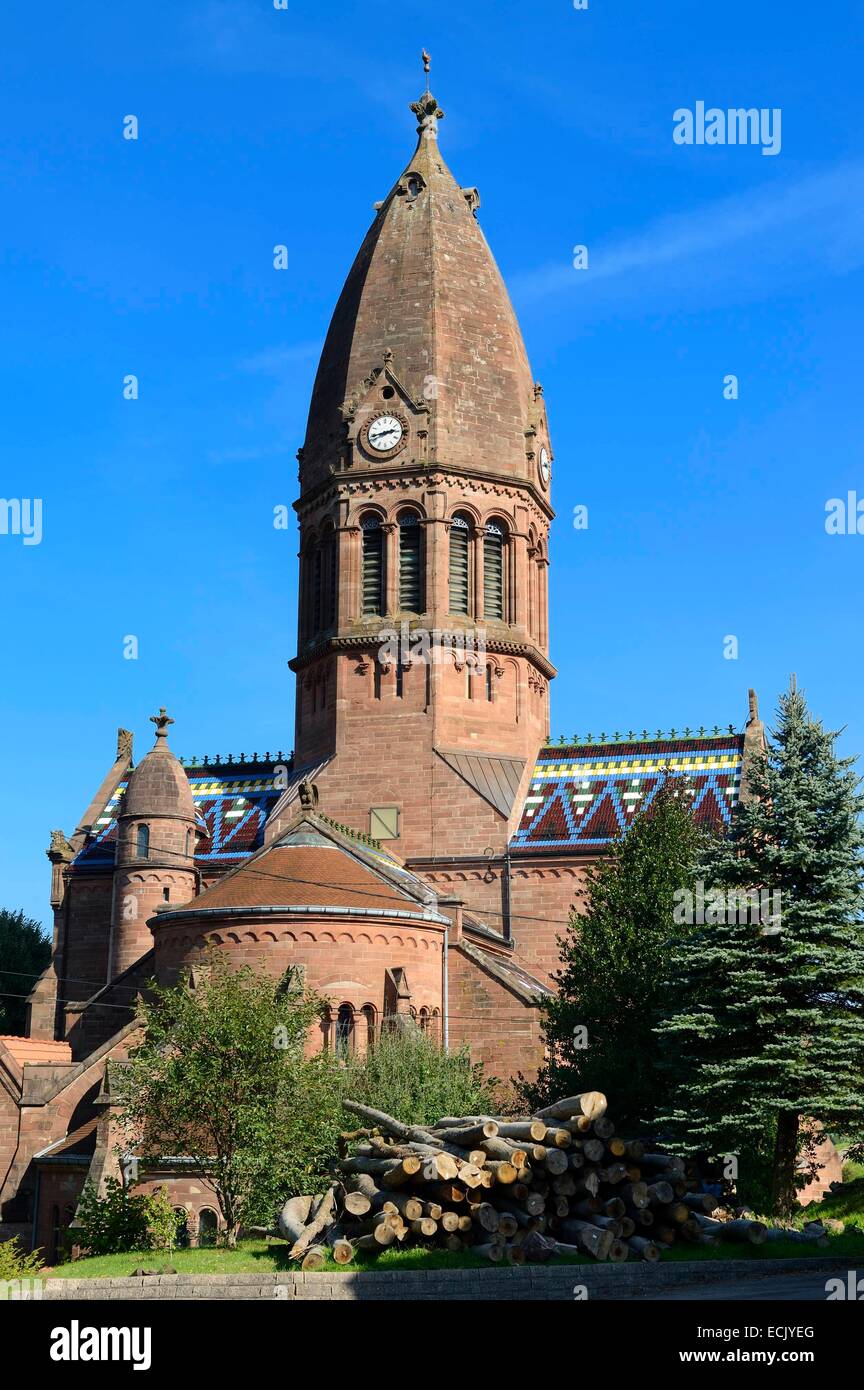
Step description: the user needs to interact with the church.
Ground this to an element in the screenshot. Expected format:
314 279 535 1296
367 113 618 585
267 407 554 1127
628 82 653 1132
0 68 763 1256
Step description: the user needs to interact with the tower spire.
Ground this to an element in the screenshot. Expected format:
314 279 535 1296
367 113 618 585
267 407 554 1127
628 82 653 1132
411 50 443 139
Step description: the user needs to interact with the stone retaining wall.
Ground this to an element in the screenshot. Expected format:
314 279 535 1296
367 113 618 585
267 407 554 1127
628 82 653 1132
41 1256 851 1301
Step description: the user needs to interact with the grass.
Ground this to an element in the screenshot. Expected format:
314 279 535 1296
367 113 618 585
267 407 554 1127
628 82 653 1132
46 1225 864 1280
43 1173 864 1279
44 1242 289 1279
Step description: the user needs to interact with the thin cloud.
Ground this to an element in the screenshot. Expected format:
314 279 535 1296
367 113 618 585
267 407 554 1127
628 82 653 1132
238 342 323 375
511 162 864 306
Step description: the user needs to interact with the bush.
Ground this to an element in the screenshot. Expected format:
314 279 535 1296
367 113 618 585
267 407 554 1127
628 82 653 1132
0 1237 44 1281
76 1179 182 1257
119 958 346 1240
344 1028 501 1126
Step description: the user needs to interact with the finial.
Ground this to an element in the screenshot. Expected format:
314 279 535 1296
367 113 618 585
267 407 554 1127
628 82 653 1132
410 56 444 140
299 780 319 811
150 707 174 743
748 688 760 724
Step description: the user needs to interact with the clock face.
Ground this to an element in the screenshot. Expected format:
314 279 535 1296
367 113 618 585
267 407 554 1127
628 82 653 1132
367 414 404 452
539 445 551 487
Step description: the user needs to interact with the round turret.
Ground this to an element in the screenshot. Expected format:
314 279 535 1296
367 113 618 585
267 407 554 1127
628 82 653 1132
110 709 198 977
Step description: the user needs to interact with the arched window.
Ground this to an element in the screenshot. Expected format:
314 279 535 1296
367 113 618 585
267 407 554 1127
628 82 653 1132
186 828 194 855
300 539 316 642
327 529 338 626
419 1007 429 1035
198 1208 219 1247
361 517 384 616
361 1004 376 1055
173 1209 190 1248
312 546 323 633
484 522 505 620
449 514 471 615
398 513 423 612
335 1003 354 1057
136 824 150 859
486 664 494 702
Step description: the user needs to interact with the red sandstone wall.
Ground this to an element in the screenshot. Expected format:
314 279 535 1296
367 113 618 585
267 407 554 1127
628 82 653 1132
447 945 544 1089
420 856 592 983
59 875 113 1006
154 913 446 1047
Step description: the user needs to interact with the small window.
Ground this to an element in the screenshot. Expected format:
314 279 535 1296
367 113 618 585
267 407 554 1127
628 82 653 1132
370 807 400 840
484 523 504 620
198 1208 219 1247
136 824 150 858
162 887 170 902
174 1209 190 1249
328 533 338 625
335 1004 354 1058
361 517 384 617
449 514 470 615
399 514 423 613
486 664 494 702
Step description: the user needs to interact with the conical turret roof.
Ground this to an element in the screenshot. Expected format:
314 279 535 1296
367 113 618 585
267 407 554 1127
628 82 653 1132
301 76 540 488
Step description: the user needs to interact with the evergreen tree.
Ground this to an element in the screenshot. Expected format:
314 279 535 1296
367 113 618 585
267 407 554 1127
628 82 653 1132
0 908 51 1035
656 686 864 1215
520 776 704 1130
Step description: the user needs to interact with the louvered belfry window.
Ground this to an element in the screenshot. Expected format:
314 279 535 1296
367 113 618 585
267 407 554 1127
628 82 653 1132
312 547 323 633
327 533 338 625
449 514 470 615
361 516 384 616
484 523 505 620
399 513 423 612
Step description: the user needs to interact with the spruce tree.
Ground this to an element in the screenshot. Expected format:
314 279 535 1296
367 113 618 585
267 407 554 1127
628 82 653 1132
521 776 703 1130
656 686 864 1215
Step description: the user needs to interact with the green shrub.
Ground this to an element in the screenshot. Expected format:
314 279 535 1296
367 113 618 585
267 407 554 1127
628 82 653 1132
76 1179 182 1257
0 1237 44 1281
344 1028 501 1126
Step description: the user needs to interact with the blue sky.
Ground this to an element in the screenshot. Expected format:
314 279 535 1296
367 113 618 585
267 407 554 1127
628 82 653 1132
2 0 862 932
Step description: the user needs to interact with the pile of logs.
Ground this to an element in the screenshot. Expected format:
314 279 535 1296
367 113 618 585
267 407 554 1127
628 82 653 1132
277 1092 769 1269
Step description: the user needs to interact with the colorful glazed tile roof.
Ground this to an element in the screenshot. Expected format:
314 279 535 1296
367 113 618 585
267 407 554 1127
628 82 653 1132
511 734 745 855
73 758 290 871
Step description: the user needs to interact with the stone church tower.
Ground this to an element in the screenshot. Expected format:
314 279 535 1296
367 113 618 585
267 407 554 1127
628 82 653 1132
287 72 556 864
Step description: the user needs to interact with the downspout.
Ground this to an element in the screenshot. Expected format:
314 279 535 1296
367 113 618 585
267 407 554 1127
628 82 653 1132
443 926 448 1053
438 898 463 1052
502 842 513 944
30 1166 41 1255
